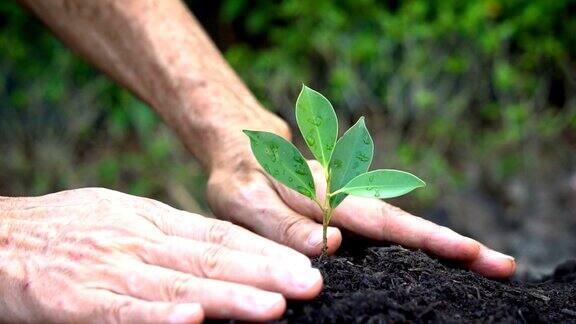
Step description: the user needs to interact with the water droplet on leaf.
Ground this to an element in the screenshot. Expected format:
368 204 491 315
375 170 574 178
331 159 343 169
307 116 323 126
374 189 381 198
294 168 307 176
362 131 371 145
293 154 305 164
305 135 315 147
356 152 369 162
266 144 280 162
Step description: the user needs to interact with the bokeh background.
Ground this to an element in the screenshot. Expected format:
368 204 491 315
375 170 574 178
1 1 575 275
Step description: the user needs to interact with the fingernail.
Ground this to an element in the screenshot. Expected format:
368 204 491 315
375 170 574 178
288 267 322 291
307 227 338 247
249 292 284 311
486 249 515 262
307 229 323 247
169 304 202 323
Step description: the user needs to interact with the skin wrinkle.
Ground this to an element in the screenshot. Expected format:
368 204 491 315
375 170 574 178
2 187 324 321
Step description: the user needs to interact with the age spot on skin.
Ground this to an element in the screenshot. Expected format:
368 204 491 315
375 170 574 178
22 281 30 291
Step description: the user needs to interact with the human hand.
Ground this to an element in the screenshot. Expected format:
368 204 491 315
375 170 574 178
0 188 321 323
207 150 516 279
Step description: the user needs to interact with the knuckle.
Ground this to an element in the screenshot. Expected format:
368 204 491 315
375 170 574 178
421 223 444 248
165 274 194 300
376 204 400 240
212 179 267 219
274 214 309 243
198 244 226 278
206 221 232 245
38 287 85 321
96 198 124 214
380 202 405 217
87 187 117 199
260 260 277 280
141 196 171 213
107 299 133 324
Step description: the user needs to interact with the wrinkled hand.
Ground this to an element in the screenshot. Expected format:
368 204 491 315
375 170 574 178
0 188 321 323
208 153 516 279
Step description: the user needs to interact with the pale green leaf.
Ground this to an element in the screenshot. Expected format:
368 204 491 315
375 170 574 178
329 117 373 208
295 85 338 169
243 130 316 199
335 169 425 199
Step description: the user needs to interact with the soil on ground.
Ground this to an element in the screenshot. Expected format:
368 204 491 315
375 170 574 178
274 239 576 323
211 237 576 324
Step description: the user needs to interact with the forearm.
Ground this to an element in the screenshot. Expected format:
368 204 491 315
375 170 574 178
19 0 289 172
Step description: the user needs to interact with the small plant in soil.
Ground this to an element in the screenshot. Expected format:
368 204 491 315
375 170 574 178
244 85 425 257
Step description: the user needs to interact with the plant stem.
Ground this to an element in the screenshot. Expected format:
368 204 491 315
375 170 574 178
320 165 333 259
320 204 333 259
320 207 329 258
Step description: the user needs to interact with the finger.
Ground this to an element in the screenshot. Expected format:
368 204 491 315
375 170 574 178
247 200 341 256
117 263 286 321
89 290 203 324
278 160 515 278
275 160 476 258
139 237 322 299
273 160 326 223
332 198 520 278
336 198 481 259
209 170 341 256
143 206 311 267
466 245 516 279
280 177 517 278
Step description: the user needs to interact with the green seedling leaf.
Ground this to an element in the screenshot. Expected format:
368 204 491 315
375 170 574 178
329 117 374 208
295 85 338 169
244 84 427 258
243 130 316 199
335 169 425 199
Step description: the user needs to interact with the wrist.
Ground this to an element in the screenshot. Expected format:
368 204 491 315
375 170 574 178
163 79 291 173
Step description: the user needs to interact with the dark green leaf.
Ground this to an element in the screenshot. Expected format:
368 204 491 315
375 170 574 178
335 169 425 199
295 85 338 169
329 117 373 208
243 130 316 199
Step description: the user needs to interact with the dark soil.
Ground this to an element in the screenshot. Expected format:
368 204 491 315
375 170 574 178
212 237 576 323
276 240 576 323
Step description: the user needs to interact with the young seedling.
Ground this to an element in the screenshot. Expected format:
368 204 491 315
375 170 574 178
244 85 426 257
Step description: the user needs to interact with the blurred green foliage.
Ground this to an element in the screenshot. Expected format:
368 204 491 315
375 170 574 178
0 0 575 217
218 0 576 207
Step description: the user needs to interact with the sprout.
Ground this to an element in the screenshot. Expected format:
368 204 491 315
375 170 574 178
244 85 425 257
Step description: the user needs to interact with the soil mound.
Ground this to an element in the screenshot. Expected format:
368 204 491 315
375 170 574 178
275 243 576 323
